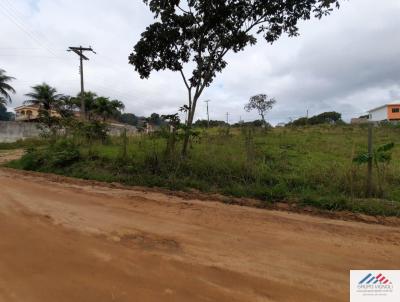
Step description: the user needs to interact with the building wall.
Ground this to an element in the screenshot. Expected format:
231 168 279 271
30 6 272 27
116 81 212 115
350 118 369 125
15 107 61 121
0 121 138 143
369 106 388 121
0 121 42 143
387 105 400 120
107 124 138 136
15 108 40 121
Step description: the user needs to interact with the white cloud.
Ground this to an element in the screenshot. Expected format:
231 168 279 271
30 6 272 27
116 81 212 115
1 0 399 125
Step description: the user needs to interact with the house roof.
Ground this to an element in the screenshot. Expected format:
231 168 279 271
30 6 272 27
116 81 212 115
368 101 400 113
14 104 40 111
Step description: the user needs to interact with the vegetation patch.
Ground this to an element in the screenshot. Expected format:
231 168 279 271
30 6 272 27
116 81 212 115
8 125 400 217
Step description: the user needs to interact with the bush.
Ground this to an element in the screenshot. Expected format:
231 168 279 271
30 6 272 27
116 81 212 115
12 140 80 171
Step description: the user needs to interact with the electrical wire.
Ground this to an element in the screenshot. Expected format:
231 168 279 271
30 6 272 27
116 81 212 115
0 1 59 58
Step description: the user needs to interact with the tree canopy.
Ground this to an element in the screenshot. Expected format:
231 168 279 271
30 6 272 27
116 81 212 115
25 83 63 111
194 119 228 128
0 104 14 121
0 69 16 106
129 0 341 155
244 94 276 125
288 111 344 126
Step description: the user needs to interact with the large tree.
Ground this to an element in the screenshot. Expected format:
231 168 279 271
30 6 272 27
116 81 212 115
244 94 276 126
0 69 16 106
129 0 341 155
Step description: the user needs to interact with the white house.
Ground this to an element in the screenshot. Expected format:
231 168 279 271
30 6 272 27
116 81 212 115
368 101 400 122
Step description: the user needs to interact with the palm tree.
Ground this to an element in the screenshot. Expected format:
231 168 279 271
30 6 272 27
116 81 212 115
110 99 125 113
25 83 63 111
58 95 78 118
93 97 125 122
0 69 16 106
74 91 97 120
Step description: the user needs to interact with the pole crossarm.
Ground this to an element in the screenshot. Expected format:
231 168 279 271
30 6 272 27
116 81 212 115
67 45 96 119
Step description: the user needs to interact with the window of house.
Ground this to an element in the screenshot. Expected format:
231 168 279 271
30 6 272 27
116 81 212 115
392 108 400 113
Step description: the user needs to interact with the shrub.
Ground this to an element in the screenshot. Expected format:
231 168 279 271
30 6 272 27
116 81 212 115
12 140 80 171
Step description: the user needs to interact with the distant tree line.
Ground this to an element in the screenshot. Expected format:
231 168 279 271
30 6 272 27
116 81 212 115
0 105 14 121
287 111 344 126
194 119 228 128
116 112 167 129
0 69 165 128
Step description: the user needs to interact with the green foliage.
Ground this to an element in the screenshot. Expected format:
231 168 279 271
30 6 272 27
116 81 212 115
289 111 344 126
233 120 272 128
194 119 228 128
129 0 341 155
117 113 139 126
11 140 80 171
353 142 395 165
148 113 165 126
244 94 276 125
24 83 63 111
0 69 16 105
0 138 44 150
69 120 109 143
0 104 14 121
10 125 400 217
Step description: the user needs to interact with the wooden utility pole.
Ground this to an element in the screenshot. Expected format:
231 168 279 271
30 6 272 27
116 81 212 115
68 46 96 119
366 122 373 197
204 100 210 128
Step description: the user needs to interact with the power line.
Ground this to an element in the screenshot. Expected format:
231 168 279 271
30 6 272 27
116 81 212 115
0 0 59 57
3 0 54 49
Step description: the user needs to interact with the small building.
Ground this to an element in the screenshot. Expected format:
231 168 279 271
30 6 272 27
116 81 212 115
368 101 400 122
14 105 60 122
350 117 369 125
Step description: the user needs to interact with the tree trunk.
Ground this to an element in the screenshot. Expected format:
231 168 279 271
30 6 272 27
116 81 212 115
261 113 266 128
182 110 194 156
182 96 198 157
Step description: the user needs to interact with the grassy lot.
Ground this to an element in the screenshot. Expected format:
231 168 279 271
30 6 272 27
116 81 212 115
0 138 45 150
6 124 400 216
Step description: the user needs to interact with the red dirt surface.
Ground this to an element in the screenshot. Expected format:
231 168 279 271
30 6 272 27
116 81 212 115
0 165 399 301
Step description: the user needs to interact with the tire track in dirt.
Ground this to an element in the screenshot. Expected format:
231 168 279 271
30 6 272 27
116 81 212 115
0 165 399 301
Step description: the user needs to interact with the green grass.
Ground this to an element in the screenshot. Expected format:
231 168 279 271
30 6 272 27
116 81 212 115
7 125 400 217
0 138 45 150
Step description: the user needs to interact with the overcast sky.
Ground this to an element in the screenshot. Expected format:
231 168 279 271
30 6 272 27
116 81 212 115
1 0 399 125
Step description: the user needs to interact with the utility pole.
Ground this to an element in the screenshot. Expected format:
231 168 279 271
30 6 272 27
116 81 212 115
68 46 96 119
226 112 229 124
204 100 210 128
366 122 373 197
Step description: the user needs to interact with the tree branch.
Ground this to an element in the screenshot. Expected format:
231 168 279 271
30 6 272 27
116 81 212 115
179 69 191 90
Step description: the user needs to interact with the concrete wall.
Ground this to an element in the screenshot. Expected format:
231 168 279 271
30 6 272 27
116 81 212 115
0 121 138 143
0 121 42 143
108 124 138 137
369 106 388 122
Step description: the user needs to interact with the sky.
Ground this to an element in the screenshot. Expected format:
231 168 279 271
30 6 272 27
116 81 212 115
1 0 399 125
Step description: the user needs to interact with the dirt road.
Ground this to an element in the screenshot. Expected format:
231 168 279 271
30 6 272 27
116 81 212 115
0 166 399 302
